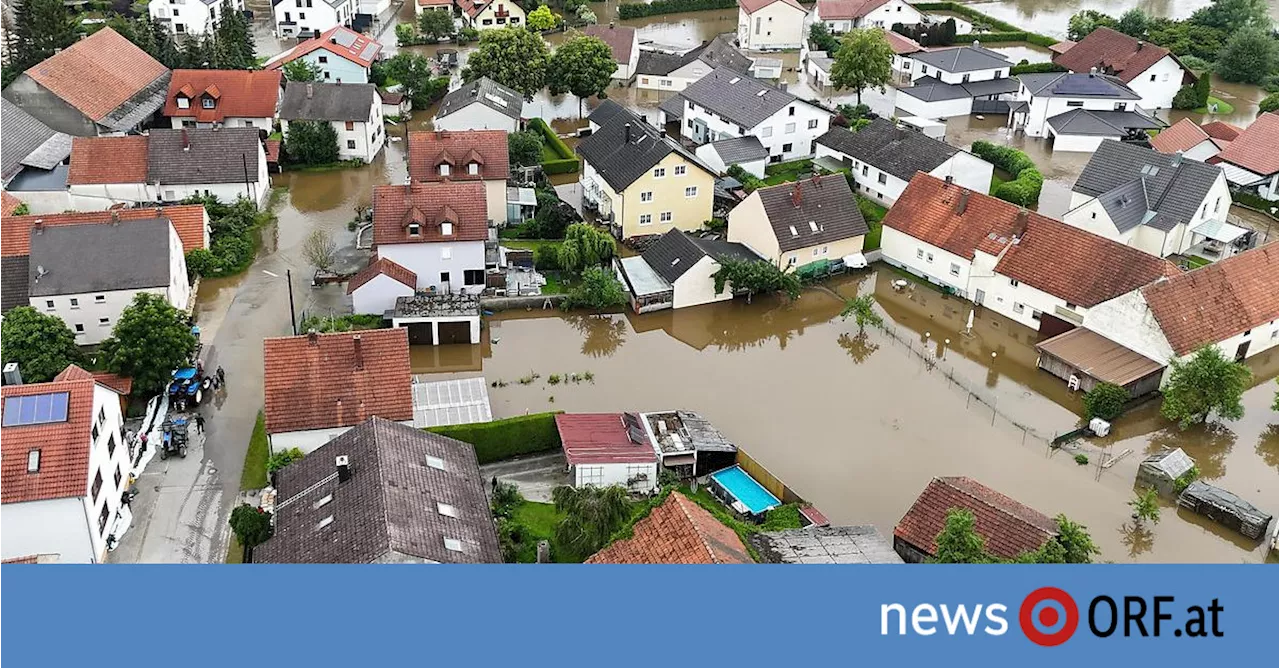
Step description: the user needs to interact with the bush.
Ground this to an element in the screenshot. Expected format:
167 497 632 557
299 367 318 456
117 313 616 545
1009 62 1066 75
1258 92 1278 114
1074 454 1089 465
181 196 267 279
527 117 580 174
1083 382 1129 421
1172 84 1200 110
1180 55 1211 72
972 140 1042 206
298 313 385 333
1173 465 1200 493
533 244 562 271
958 31 1029 43
427 412 562 464
617 0 735 20
266 447 305 474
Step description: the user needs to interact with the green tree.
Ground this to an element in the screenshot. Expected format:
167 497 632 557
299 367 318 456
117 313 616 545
1172 85 1200 110
712 258 803 302
930 508 992 563
417 8 456 40
285 120 340 165
839 294 883 333
1215 26 1279 86
551 484 631 560
508 130 545 167
179 32 216 69
1067 10 1119 41
1051 515 1101 563
282 59 323 82
557 223 616 275
562 267 627 313
1190 0 1271 32
229 504 273 563
547 34 616 118
8 0 79 82
98 293 199 395
1161 346 1251 429
1259 92 1279 114
527 5 560 31
266 448 305 474
462 26 551 100
1082 382 1129 420
212 0 256 69
829 28 894 104
1193 73 1211 107
1129 488 1161 526
381 53 450 109
809 22 840 55
0 307 84 384
1116 8 1150 38
148 16 182 68
575 5 598 25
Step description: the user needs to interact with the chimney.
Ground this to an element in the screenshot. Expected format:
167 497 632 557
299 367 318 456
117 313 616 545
810 173 822 188
352 334 363 371
609 21 615 29
791 182 802 207
307 328 319 345
1014 208 1030 238
2 362 23 386
624 122 632 144
1171 151 1184 166
33 218 44 233
955 190 970 215
110 210 121 226
306 83 314 100
973 40 980 48
181 129 190 151
336 455 351 483
944 175 954 184
1136 41 1144 50
1089 66 1097 76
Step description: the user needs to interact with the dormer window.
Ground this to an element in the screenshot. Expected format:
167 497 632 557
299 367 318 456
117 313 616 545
468 162 479 175
202 96 215 109
439 164 450 176
176 96 190 109
408 223 421 237
441 222 453 236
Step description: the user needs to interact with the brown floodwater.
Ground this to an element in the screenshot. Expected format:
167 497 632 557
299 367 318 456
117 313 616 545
968 0 1278 41
411 269 1278 563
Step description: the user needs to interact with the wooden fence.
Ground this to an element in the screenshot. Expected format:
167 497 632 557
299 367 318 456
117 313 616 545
735 449 806 505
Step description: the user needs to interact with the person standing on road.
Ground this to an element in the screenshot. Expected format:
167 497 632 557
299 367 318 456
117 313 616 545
194 413 205 434
216 366 226 388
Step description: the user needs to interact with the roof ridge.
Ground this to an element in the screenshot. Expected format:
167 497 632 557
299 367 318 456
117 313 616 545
940 477 1055 532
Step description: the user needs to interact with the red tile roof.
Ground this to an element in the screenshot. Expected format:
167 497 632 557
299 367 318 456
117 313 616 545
371 181 490 247
894 476 1058 561
1200 121 1242 142
262 328 414 434
883 28 923 55
799 506 830 527
1149 118 1212 154
1053 27 1185 84
265 139 282 164
91 372 133 396
2 206 209 256
264 26 383 70
739 0 806 13
407 130 510 183
817 0 891 20
164 69 281 122
1 370 96 504
417 0 452 5
582 24 637 64
346 256 418 294
24 27 168 122
882 173 1024 260
67 136 150 185
2 191 23 216
555 413 657 466
1048 40 1076 55
1141 243 1279 356
586 492 752 563
1213 112 1278 176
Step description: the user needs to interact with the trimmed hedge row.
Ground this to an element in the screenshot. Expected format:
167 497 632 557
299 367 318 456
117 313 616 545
427 411 563 464
1010 62 1067 75
618 0 736 19
528 118 580 175
972 140 1043 207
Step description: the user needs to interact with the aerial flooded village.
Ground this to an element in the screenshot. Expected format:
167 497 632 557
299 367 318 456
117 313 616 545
2 0 1277 566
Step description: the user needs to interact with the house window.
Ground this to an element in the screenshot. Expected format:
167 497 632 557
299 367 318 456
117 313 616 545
640 191 653 202
926 253 934 263
653 167 666 178
345 121 355 131
761 126 773 138
99 317 110 327
1114 102 1127 111
347 140 356 149
95 295 106 304
441 247 452 260
1150 74 1157 82
468 163 479 175
439 164 450 176
299 12 306 19
660 212 673 222
1013 302 1025 314
674 165 686 176
45 300 55 311
407 223 421 236
877 173 887 185
642 77 650 86
1066 101 1084 107
579 466 604 486
75 324 85 334
1214 197 1221 212
464 269 485 285
660 79 672 88
787 256 797 266
482 18 492 24
92 471 103 502
441 222 453 236
440 271 451 284
1009 278 1019 287
437 502 458 518
107 432 116 458
782 143 793 153
99 503 110 535
318 55 327 63
70 298 79 309
788 106 795 116
1031 309 1042 321
1064 302 1077 310
785 122 796 134
114 464 123 488
176 97 190 109
949 263 960 277
916 248 924 259
808 119 819 129
639 214 652 225
93 422 100 443
202 97 215 109
684 186 698 198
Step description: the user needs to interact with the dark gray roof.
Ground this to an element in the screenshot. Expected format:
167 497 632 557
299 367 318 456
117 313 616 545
587 99 628 127
697 34 753 74
708 135 768 163
28 218 173 296
1 256 30 313
636 49 698 77
658 94 685 122
257 417 502 564
436 76 523 121
1017 72 1141 100
956 77 1020 97
2 99 72 182
1096 179 1152 233
816 119 959 181
756 174 868 252
279 81 378 122
909 45 1010 73
1073 140 1224 227
577 106 710 191
1047 109 1162 136
100 71 171 133
751 526 904 564
6 163 70 192
680 67 800 129
897 76 972 102
148 128 261 185
641 229 759 284
635 35 751 77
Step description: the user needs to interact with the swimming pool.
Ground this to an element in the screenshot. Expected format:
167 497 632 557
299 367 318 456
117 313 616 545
710 466 781 515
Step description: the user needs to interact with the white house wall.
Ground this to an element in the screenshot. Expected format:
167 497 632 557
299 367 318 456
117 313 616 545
0 497 96 563
673 256 736 309
1049 132 1108 153
351 273 414 315
378 240 488 294
682 98 830 163
738 5 807 51
432 105 519 133
169 115 274 131
573 461 658 493
1125 56 1184 111
911 62 1007 85
1021 92 1136 138
34 286 169 345
87 383 129 561
894 93 972 120
855 1 923 28
274 1 352 38
68 183 152 210
880 226 974 295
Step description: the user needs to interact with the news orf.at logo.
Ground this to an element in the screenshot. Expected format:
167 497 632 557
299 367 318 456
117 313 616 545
1019 587 1079 646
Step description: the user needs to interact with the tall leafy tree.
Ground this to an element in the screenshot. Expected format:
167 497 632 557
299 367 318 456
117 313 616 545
229 504 273 563
508 130 545 167
1161 345 1252 429
1215 26 1279 86
284 120 340 165
149 16 182 68
930 508 992 563
417 8 456 40
212 0 256 69
829 28 893 104
98 294 199 395
562 267 627 313
551 484 631 560
547 34 615 118
1190 0 1271 32
712 258 803 302
557 223 616 275
282 59 323 82
527 5 560 32
462 26 550 100
1129 489 1161 526
1067 10 1118 41
179 32 216 69
840 294 883 333
1116 8 1150 38
0 307 85 384
10 0 79 76
381 53 449 109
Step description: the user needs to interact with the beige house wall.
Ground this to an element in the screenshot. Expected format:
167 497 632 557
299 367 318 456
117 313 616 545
618 152 715 239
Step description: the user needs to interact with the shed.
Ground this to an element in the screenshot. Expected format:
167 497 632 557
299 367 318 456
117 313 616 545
555 413 659 493
390 293 482 346
1035 327 1165 396
1177 481 1273 540
1136 448 1195 497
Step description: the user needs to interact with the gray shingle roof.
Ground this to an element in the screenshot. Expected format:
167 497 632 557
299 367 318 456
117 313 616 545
1096 178 1151 233
1073 140 1224 228
577 106 710 191
100 71 171 133
635 34 751 77
27 218 172 296
755 174 868 252
279 81 377 122
1 98 72 182
698 34 753 74
896 76 972 102
1047 109 1162 136
436 76 523 121
641 229 759 284
587 99 628 127
708 135 768 163
816 119 960 181
751 526 904 564
680 67 800 129
909 45 1010 73
1017 71 1141 99
1 256 30 313
256 417 502 564
658 94 685 122
148 128 261 185
636 49 697 77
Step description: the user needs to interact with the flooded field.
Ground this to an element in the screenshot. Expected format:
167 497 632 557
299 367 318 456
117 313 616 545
409 270 1278 563
968 0 1279 40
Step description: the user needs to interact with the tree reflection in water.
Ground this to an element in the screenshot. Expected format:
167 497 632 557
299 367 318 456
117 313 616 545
1146 422 1237 480
1256 424 1278 469
568 314 627 358
1119 521 1155 559
837 331 879 364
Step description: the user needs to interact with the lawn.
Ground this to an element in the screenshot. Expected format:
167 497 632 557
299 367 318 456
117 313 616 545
509 501 573 563
240 411 269 491
763 159 814 186
539 142 562 162
1183 255 1211 269
1196 96 1235 115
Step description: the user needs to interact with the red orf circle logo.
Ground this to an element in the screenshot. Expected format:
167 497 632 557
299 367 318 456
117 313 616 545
1019 587 1079 646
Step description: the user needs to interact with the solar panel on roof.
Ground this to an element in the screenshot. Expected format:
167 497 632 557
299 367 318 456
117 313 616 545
1052 75 1122 97
334 32 356 47
2 392 70 427
359 43 379 60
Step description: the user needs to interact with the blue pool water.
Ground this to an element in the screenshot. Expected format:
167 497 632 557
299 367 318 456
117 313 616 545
710 466 781 515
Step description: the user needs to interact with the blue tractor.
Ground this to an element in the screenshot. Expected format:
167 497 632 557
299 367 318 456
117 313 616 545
167 366 210 412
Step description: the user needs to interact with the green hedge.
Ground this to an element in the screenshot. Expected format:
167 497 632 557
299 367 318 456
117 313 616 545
972 140 1043 206
428 411 563 464
958 31 1027 43
618 0 736 19
1010 62 1067 75
528 118 580 175
916 2 1058 46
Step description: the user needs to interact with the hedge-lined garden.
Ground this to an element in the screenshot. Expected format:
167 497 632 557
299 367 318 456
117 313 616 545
428 411 563 464
971 140 1043 207
528 118 580 175
913 2 1059 47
